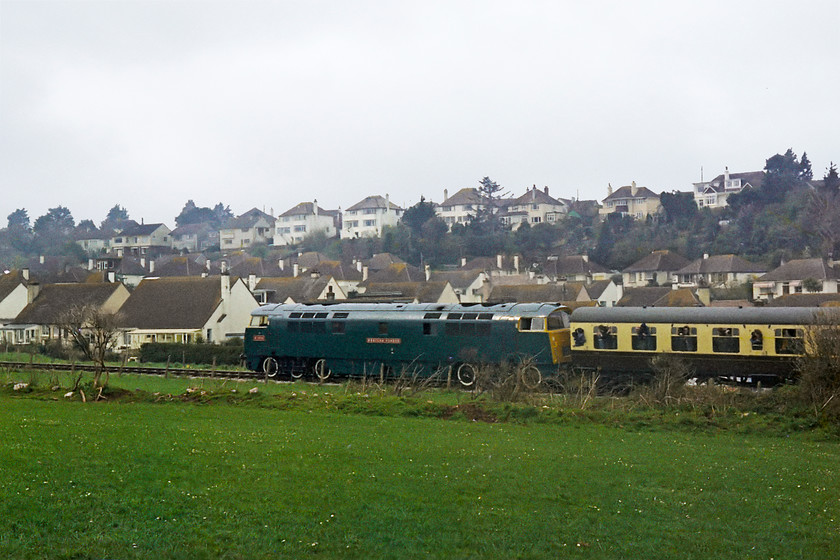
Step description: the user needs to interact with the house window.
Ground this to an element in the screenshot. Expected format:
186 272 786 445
364 220 376 227
294 225 306 232
531 217 541 223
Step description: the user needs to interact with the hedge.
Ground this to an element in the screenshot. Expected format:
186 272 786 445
139 341 244 366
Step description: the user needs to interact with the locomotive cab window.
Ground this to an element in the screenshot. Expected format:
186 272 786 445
631 323 656 351
775 328 803 355
671 326 697 352
519 317 546 332
712 327 740 353
593 325 617 349
250 315 268 327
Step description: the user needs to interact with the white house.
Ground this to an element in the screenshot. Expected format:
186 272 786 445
274 201 339 246
219 208 275 249
692 168 763 209
341 195 403 239
499 186 568 229
111 223 172 256
436 188 488 229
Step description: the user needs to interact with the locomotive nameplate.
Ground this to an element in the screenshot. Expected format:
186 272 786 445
252 334 265 342
366 337 402 344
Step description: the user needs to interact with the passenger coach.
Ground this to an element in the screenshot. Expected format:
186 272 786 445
244 302 572 385
569 306 835 383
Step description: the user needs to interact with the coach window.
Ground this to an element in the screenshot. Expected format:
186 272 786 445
775 328 803 355
572 328 586 346
631 323 657 351
593 325 617 349
671 326 697 352
712 327 740 353
750 329 763 350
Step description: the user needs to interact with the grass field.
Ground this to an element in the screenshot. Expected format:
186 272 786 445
1 379 839 559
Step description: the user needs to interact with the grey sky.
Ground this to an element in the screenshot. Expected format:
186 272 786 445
2 0 838 226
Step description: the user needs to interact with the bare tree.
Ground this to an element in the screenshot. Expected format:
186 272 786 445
56 304 125 389
797 310 840 422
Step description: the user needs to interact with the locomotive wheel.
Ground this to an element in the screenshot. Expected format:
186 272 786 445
520 365 542 389
290 366 304 380
456 363 477 387
262 357 279 377
314 358 331 381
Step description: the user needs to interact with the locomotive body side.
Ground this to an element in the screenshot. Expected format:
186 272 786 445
244 302 571 384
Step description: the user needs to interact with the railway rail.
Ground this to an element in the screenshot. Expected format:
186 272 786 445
0 360 261 381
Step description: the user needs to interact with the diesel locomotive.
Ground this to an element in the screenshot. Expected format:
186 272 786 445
243 302 572 386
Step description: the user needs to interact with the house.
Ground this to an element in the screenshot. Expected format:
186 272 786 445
2 282 130 345
547 255 612 283
692 168 763 209
499 186 568 229
673 254 766 289
599 182 661 220
586 279 623 307
152 254 218 278
351 281 458 304
118 274 259 347
0 270 40 339
487 282 590 304
74 229 111 255
111 223 172 257
436 188 488 229
461 255 527 279
219 208 275 249
752 258 840 303
307 261 364 296
253 275 346 304
616 287 704 307
90 255 152 287
274 201 339 247
428 269 488 303
170 222 217 253
341 195 403 239
623 250 691 288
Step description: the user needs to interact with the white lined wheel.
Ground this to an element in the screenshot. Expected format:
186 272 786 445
520 365 542 389
262 357 279 377
457 363 477 387
315 359 331 381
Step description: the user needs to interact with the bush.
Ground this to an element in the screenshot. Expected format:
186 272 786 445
796 313 840 423
139 342 244 366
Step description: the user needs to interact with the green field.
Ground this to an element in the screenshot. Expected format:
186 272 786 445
1 378 839 559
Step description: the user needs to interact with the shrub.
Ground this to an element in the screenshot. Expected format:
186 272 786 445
796 312 840 423
139 342 244 366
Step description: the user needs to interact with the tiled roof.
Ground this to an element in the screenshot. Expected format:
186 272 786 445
308 261 363 282
255 276 335 303
553 256 610 276
14 283 126 325
119 223 168 237
428 270 484 291
616 287 672 307
487 283 586 303
652 288 704 307
354 281 449 303
439 188 488 207
676 254 765 275
154 255 218 277
118 276 225 329
623 250 690 273
222 208 275 229
603 184 659 201
767 294 840 307
759 258 839 282
278 202 338 218
0 270 27 302
509 187 566 207
366 253 405 272
345 195 404 212
362 263 424 285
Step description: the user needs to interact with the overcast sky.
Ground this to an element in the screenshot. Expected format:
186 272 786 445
1 0 838 227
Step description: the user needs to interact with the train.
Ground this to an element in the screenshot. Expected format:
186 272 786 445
243 302 839 386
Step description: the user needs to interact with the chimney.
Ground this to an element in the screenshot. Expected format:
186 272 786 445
356 260 363 273
631 181 638 197
424 264 431 281
696 287 711 307
221 271 231 302
314 199 319 217
149 260 155 274
460 257 467 267
278 259 285 271
724 166 730 184
88 259 94 270
582 255 589 262
248 273 257 291
607 183 613 196
513 255 520 274
293 263 299 277
27 281 40 303
39 255 45 264
532 186 536 201
117 247 123 258
544 186 549 195
362 265 369 282
107 271 116 283
443 189 448 201
140 257 146 269
497 254 503 270
22 268 30 281
703 253 709 260
220 260 228 274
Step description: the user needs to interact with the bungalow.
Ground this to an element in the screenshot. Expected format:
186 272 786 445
351 281 458 304
2 282 130 345
622 250 690 288
253 275 346 305
673 254 766 289
118 274 258 348
752 258 840 303
487 282 590 305
428 269 488 303
0 270 40 339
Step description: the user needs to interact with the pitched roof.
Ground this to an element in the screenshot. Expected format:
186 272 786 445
586 279 613 299
676 254 766 275
14 283 126 325
428 270 485 291
278 202 338 218
119 223 169 237
222 208 275 229
552 255 611 276
487 282 587 303
345 195 403 212
308 261 363 282
255 276 336 304
154 255 219 277
366 252 405 272
228 257 288 278
170 222 214 237
362 263 424 285
118 276 225 329
767 294 840 307
509 187 566 207
623 250 690 273
704 170 764 191
651 288 704 307
353 281 450 303
616 287 672 307
0 270 27 302
603 184 659 201
759 258 839 282
439 188 488 207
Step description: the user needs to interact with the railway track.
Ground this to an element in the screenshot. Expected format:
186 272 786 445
0 360 262 380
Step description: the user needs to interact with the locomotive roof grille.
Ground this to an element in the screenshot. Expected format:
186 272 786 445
251 302 569 321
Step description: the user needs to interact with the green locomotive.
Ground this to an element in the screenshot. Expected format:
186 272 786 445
244 302 572 385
